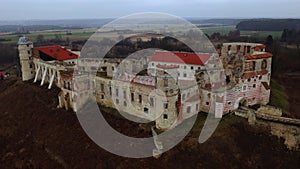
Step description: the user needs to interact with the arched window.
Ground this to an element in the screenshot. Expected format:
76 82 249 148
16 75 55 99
261 60 267 69
67 82 71 90
227 45 231 51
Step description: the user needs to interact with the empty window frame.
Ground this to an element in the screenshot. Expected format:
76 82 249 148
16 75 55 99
164 103 168 109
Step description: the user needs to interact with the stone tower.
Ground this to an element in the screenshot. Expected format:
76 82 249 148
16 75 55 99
18 36 34 81
155 67 179 130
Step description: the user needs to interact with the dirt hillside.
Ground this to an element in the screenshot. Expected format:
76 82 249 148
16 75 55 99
0 78 299 169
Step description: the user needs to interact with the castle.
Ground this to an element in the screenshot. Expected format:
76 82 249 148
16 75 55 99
18 36 272 130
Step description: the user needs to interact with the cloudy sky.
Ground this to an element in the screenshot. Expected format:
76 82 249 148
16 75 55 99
1 0 300 20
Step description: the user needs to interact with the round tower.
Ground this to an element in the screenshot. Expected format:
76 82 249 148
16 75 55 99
18 36 34 81
155 66 179 130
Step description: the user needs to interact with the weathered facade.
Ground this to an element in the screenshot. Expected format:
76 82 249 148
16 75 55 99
18 37 272 130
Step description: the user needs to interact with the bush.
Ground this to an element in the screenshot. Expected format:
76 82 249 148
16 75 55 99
269 79 289 111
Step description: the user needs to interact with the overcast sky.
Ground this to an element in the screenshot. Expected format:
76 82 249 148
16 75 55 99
1 0 300 20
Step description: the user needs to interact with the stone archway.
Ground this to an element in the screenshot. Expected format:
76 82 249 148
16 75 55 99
239 98 248 107
234 97 248 109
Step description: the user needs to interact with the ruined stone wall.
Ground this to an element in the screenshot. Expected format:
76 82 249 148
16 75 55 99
255 120 300 151
269 122 300 150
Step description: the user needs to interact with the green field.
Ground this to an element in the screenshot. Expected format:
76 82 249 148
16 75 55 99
240 31 283 39
0 25 283 44
199 25 282 39
0 29 97 44
269 79 289 111
200 25 236 35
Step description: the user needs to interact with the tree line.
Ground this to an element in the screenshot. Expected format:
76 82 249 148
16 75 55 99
236 19 300 31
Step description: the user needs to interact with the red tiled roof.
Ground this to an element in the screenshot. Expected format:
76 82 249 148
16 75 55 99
255 44 266 51
246 52 272 60
151 51 212 66
0 71 8 76
35 46 78 61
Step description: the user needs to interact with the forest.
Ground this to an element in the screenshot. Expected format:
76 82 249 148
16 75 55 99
236 19 300 31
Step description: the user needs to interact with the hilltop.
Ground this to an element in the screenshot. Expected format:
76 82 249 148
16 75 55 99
0 78 299 169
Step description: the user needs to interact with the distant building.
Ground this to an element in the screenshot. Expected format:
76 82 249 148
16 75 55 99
18 37 272 130
0 71 9 80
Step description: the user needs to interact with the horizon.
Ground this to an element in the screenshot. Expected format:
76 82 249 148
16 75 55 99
2 17 300 22
1 0 300 20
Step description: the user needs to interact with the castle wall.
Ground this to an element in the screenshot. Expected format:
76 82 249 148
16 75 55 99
18 43 35 81
17 40 273 131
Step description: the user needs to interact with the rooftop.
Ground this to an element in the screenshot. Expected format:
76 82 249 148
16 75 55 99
18 36 32 45
151 51 212 66
35 46 79 61
246 52 272 60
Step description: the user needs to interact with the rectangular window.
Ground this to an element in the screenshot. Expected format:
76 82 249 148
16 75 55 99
109 87 112 96
123 90 126 99
187 106 191 113
116 88 119 97
139 95 142 103
242 85 248 92
150 97 154 107
164 103 168 109
164 79 168 87
247 46 251 53
196 104 199 111
116 99 119 104
182 94 185 101
100 84 104 92
123 101 127 107
131 93 134 102
163 114 168 119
